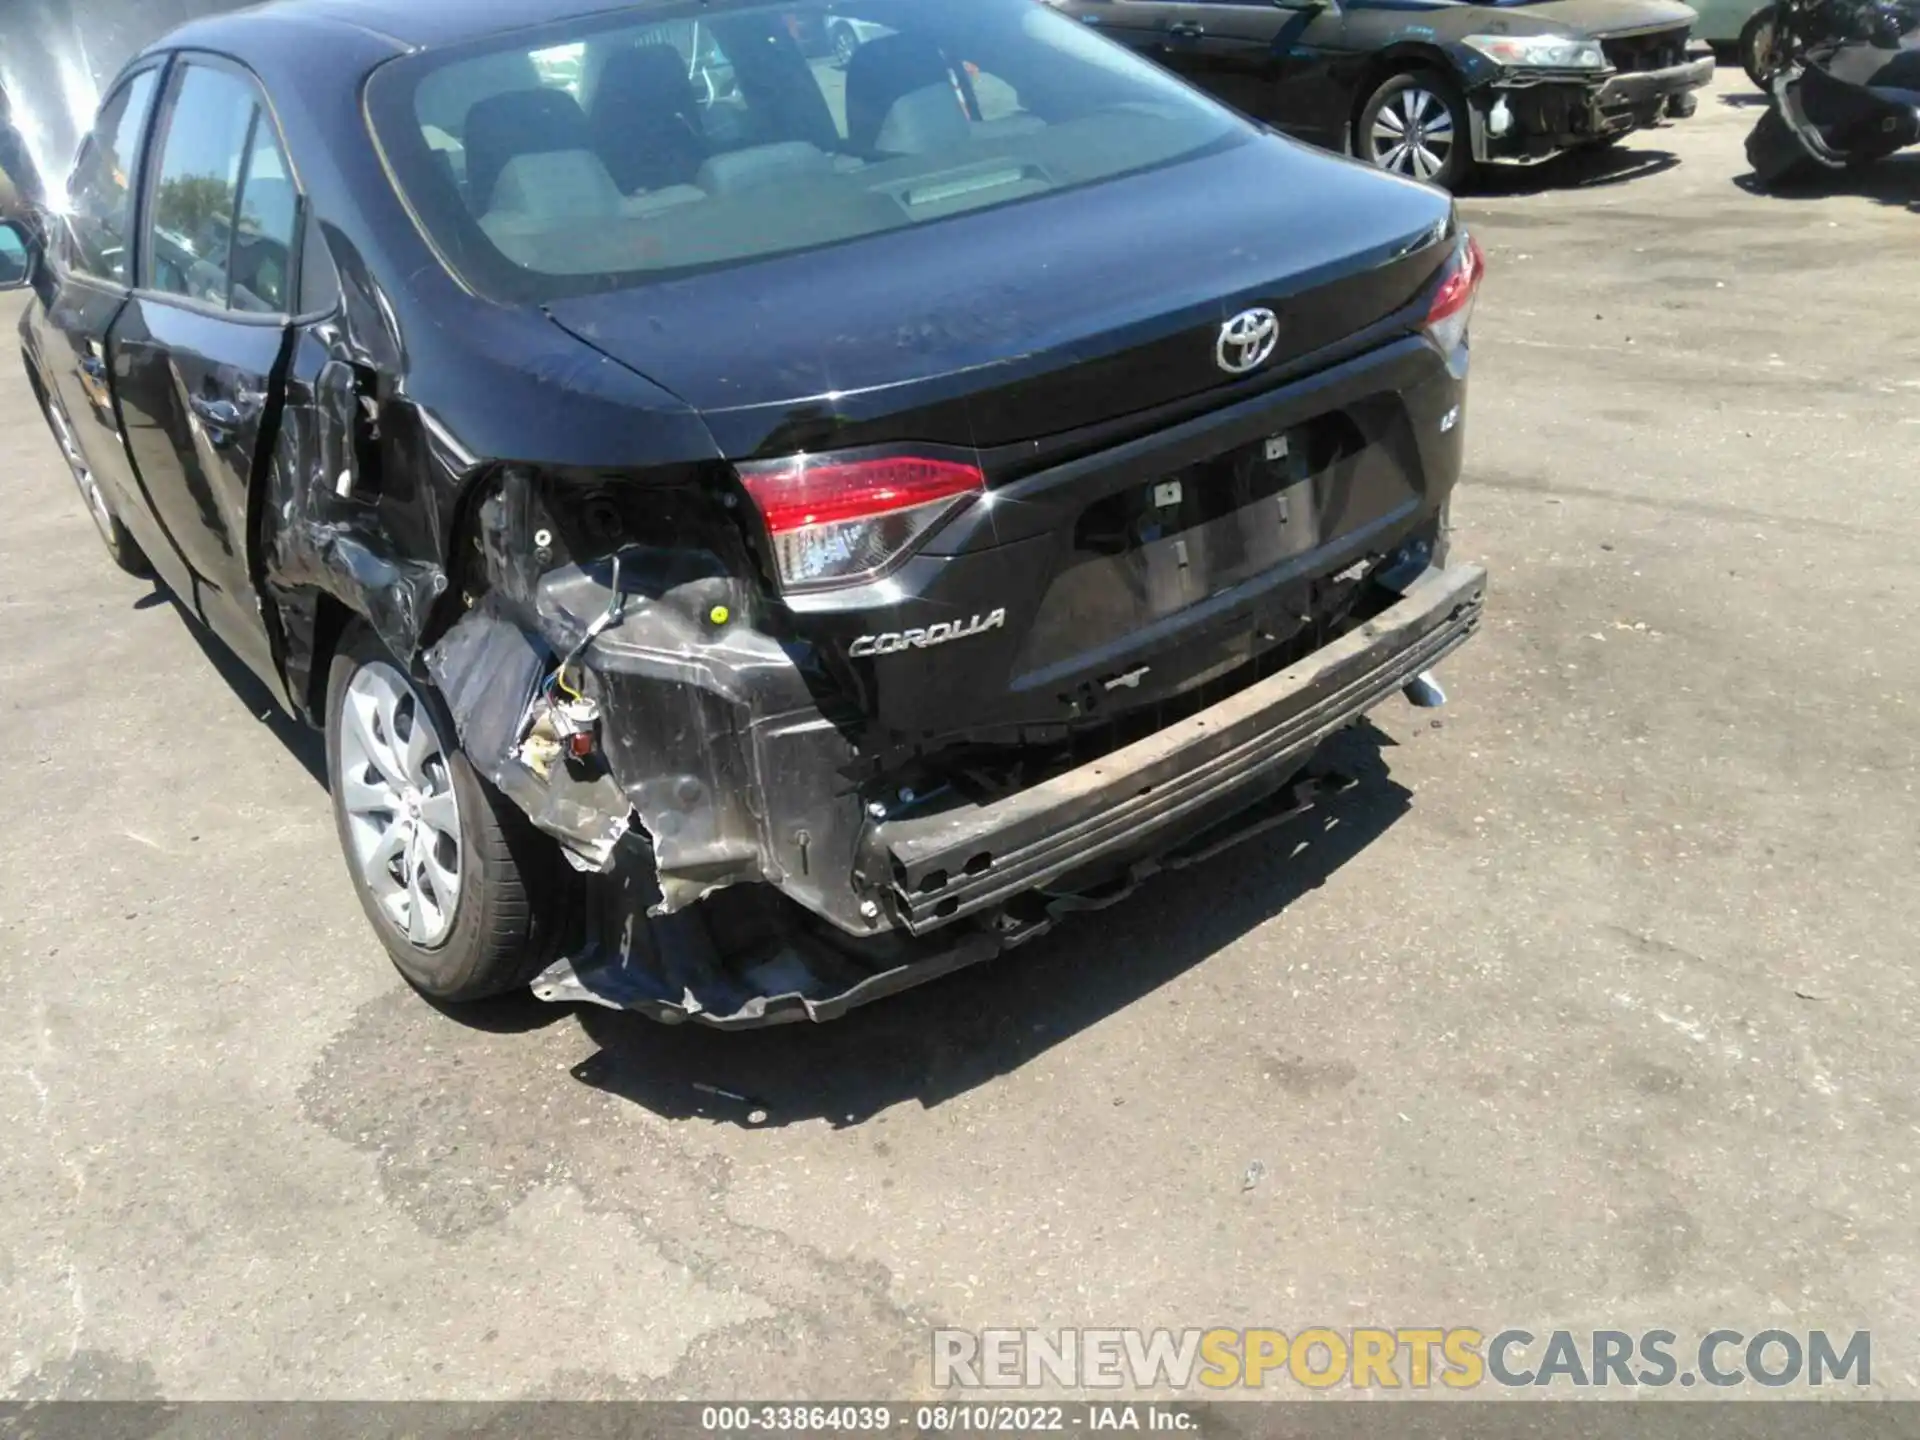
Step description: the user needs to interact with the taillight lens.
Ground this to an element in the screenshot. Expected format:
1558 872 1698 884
1425 232 1485 353
738 452 985 592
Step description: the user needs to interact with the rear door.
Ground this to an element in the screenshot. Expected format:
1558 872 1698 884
1056 0 1181 60
1155 1 1305 123
1059 0 1349 146
109 55 300 691
32 63 175 563
1240 0 1353 147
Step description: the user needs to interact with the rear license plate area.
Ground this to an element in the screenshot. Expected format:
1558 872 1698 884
1069 414 1360 617
1014 404 1414 680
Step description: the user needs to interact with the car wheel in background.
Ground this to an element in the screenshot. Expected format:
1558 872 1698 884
326 627 569 1002
39 385 150 576
832 22 860 66
1358 71 1473 191
1740 7 1782 90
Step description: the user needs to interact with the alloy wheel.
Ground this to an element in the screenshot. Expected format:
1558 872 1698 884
1370 86 1456 181
337 662 464 949
46 397 118 547
834 27 858 65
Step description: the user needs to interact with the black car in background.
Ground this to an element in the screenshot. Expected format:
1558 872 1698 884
10 0 1485 1027
1052 0 1715 187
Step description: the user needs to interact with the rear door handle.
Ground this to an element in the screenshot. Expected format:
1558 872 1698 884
190 395 242 443
1168 20 1206 38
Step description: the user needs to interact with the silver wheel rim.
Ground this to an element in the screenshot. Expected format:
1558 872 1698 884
338 662 464 949
46 398 117 546
1752 18 1776 76
1370 86 1455 181
835 29 857 62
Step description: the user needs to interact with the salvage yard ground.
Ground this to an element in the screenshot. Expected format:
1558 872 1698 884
2 70 1917 1399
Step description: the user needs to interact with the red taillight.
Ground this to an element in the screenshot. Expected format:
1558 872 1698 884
1425 233 1485 351
738 453 985 592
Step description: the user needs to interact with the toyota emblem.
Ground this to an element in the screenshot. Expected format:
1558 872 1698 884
1216 307 1279 376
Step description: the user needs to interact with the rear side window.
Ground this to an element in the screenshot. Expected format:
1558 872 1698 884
233 117 298 312
145 61 300 314
60 68 160 284
368 0 1244 302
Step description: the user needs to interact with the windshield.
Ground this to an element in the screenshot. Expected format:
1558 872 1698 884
366 0 1245 301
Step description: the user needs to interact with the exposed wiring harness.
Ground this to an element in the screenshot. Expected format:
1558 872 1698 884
515 553 632 777
544 552 627 701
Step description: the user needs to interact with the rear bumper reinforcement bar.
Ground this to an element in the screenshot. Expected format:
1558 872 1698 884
869 562 1488 934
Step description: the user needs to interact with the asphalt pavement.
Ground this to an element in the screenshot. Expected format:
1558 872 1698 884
2 69 1917 1400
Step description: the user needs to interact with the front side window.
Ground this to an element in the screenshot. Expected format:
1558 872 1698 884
146 62 300 313
61 68 160 284
368 0 1245 301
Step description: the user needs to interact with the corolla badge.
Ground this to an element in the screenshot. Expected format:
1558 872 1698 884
1217 307 1280 375
850 609 1007 658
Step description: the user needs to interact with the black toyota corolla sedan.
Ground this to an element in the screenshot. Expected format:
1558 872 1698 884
11 0 1485 1026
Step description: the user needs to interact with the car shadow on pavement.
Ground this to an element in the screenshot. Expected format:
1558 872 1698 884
144 580 330 787
1472 143 1680 197
1734 152 1920 210
561 721 1414 1131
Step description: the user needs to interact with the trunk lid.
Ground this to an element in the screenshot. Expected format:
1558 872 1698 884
544 135 1453 454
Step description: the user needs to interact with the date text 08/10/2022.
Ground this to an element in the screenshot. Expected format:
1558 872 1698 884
700 1406 1193 1432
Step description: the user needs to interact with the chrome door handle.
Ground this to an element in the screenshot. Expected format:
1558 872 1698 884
190 395 242 444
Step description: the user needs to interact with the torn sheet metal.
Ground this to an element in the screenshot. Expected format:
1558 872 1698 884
532 935 1000 1028
425 600 632 870
420 462 879 930
424 543 873 922
258 225 482 719
529 855 1003 1028
526 761 1360 1028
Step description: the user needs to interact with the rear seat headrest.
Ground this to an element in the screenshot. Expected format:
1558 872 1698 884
845 33 975 153
464 87 595 213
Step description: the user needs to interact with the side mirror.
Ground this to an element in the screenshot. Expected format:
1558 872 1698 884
0 218 35 291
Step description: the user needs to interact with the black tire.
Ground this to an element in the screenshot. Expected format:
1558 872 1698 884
1357 70 1474 191
1740 7 1781 91
1743 101 1818 186
832 22 859 66
36 381 151 577
326 626 569 1002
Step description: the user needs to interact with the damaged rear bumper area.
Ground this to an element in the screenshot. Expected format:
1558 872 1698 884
453 546 1484 1028
1474 45 1715 161
873 562 1485 935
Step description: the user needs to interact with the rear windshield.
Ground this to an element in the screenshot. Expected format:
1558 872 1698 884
366 0 1245 300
